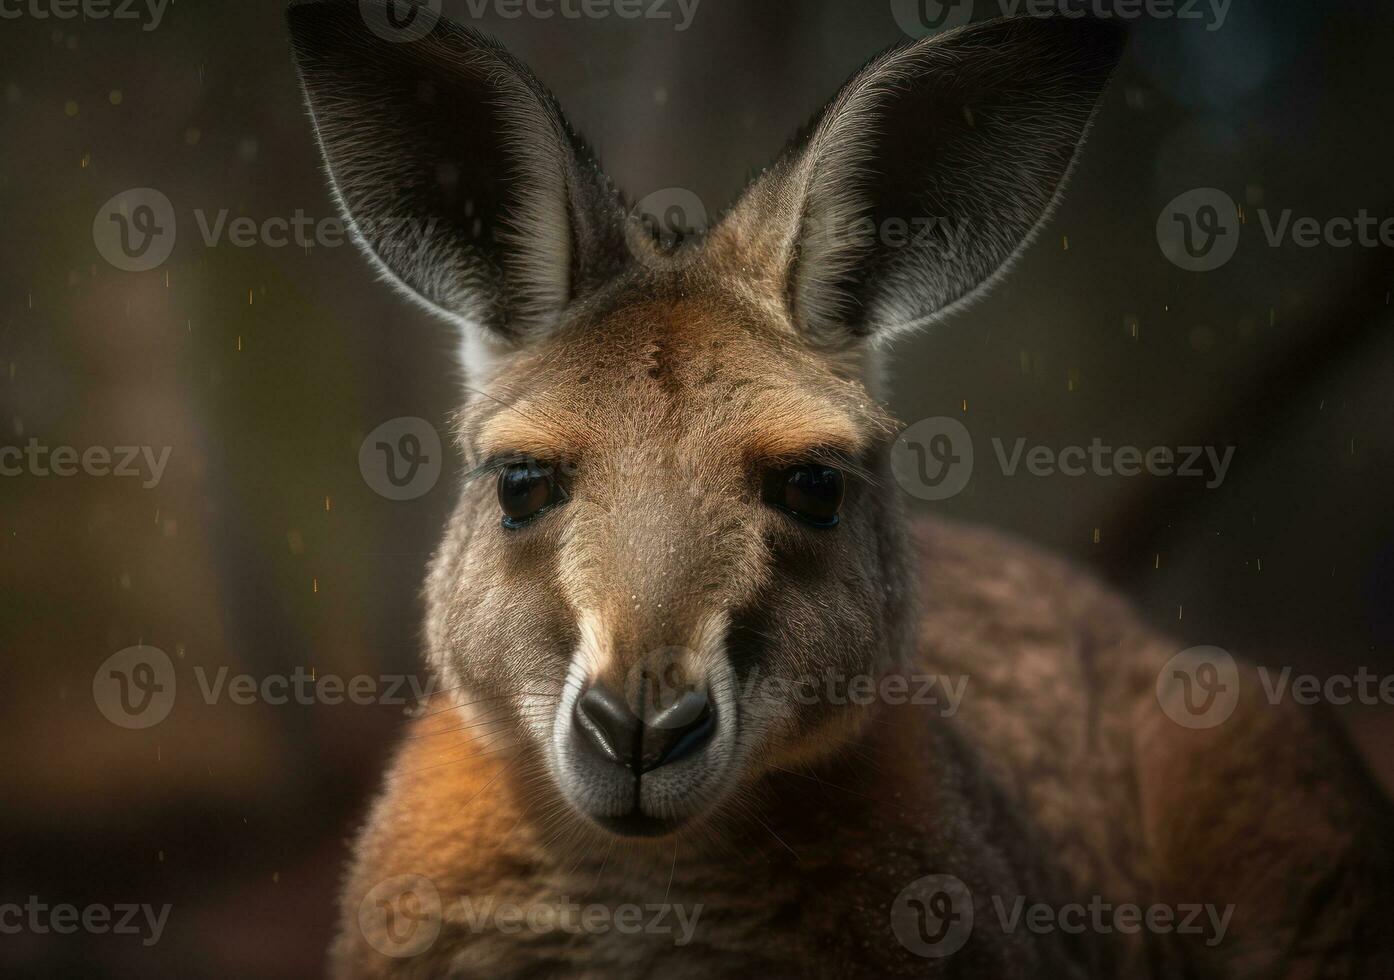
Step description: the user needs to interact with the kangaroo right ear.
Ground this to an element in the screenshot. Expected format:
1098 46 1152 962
286 0 628 369
717 16 1126 349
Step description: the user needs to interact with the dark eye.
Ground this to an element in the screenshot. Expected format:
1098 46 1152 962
497 461 565 528
764 464 844 528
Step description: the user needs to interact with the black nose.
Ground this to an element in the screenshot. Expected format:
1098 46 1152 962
574 684 714 773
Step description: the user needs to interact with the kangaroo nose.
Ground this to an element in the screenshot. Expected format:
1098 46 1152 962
575 685 715 773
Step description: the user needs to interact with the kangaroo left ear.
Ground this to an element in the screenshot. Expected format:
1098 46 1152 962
286 0 629 377
715 16 1126 348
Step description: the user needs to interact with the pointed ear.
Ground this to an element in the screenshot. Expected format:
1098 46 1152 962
286 0 628 369
716 16 1126 348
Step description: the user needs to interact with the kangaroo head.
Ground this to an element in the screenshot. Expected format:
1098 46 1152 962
289 0 1123 839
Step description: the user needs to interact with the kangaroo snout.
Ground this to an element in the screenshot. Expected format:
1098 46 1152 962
550 619 741 837
574 684 715 773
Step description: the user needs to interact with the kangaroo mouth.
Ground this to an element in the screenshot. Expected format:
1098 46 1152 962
548 658 741 837
593 811 687 838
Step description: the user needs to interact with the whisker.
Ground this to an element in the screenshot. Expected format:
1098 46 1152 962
581 837 617 901
391 747 519 782
764 763 914 816
402 707 557 741
410 688 562 720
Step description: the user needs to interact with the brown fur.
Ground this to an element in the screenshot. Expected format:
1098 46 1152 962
331 290 1392 977
332 514 1394 978
283 6 1393 975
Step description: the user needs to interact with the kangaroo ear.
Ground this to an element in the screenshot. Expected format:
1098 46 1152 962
718 16 1126 348
286 0 628 370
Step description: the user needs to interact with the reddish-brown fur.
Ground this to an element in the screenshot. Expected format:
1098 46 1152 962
283 5 1393 975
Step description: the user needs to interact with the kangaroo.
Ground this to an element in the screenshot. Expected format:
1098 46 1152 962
287 2 1393 976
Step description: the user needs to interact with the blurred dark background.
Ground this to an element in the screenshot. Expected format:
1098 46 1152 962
2 0 1392 975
